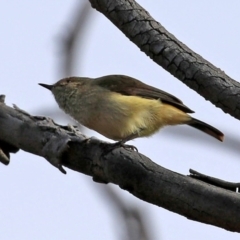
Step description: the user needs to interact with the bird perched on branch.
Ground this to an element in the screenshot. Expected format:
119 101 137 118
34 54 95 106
39 75 224 148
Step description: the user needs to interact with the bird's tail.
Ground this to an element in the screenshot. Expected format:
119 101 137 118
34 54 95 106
187 118 224 141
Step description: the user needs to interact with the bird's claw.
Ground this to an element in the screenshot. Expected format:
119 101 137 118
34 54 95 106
121 143 138 152
104 141 138 155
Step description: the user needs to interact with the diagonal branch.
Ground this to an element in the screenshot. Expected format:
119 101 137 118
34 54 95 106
59 2 92 76
98 186 154 240
0 97 239 232
88 0 240 120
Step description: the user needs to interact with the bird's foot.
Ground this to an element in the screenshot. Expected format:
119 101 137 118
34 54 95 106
104 141 138 155
119 142 138 152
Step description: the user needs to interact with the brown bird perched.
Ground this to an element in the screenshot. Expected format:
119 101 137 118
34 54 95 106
39 75 224 147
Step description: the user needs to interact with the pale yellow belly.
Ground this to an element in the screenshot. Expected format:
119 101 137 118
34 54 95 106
85 94 191 141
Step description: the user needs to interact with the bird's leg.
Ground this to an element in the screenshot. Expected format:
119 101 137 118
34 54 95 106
111 133 139 152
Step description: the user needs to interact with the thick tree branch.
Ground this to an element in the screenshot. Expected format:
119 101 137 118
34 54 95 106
88 0 240 120
0 98 240 232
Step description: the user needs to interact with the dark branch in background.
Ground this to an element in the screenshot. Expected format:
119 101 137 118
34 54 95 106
0 98 240 232
89 0 240 120
97 186 154 240
59 2 92 77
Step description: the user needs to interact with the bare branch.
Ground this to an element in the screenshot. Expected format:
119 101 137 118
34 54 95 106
0 98 239 232
99 186 154 240
88 0 240 120
59 2 92 76
190 169 240 192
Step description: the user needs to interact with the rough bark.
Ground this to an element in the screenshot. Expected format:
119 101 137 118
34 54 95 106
89 0 240 120
0 98 239 232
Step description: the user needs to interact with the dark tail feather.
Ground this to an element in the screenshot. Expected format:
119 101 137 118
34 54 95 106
187 118 224 142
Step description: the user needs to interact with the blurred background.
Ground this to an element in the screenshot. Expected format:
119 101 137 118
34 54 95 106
0 1 240 239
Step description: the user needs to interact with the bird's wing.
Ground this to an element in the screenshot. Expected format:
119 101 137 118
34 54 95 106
95 75 194 113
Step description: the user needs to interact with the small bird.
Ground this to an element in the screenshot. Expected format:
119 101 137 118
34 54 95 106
39 75 224 147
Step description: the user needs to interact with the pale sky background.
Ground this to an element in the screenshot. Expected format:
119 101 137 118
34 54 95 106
1 1 240 239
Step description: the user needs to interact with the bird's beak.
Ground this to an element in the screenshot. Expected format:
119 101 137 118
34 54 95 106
38 83 53 91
